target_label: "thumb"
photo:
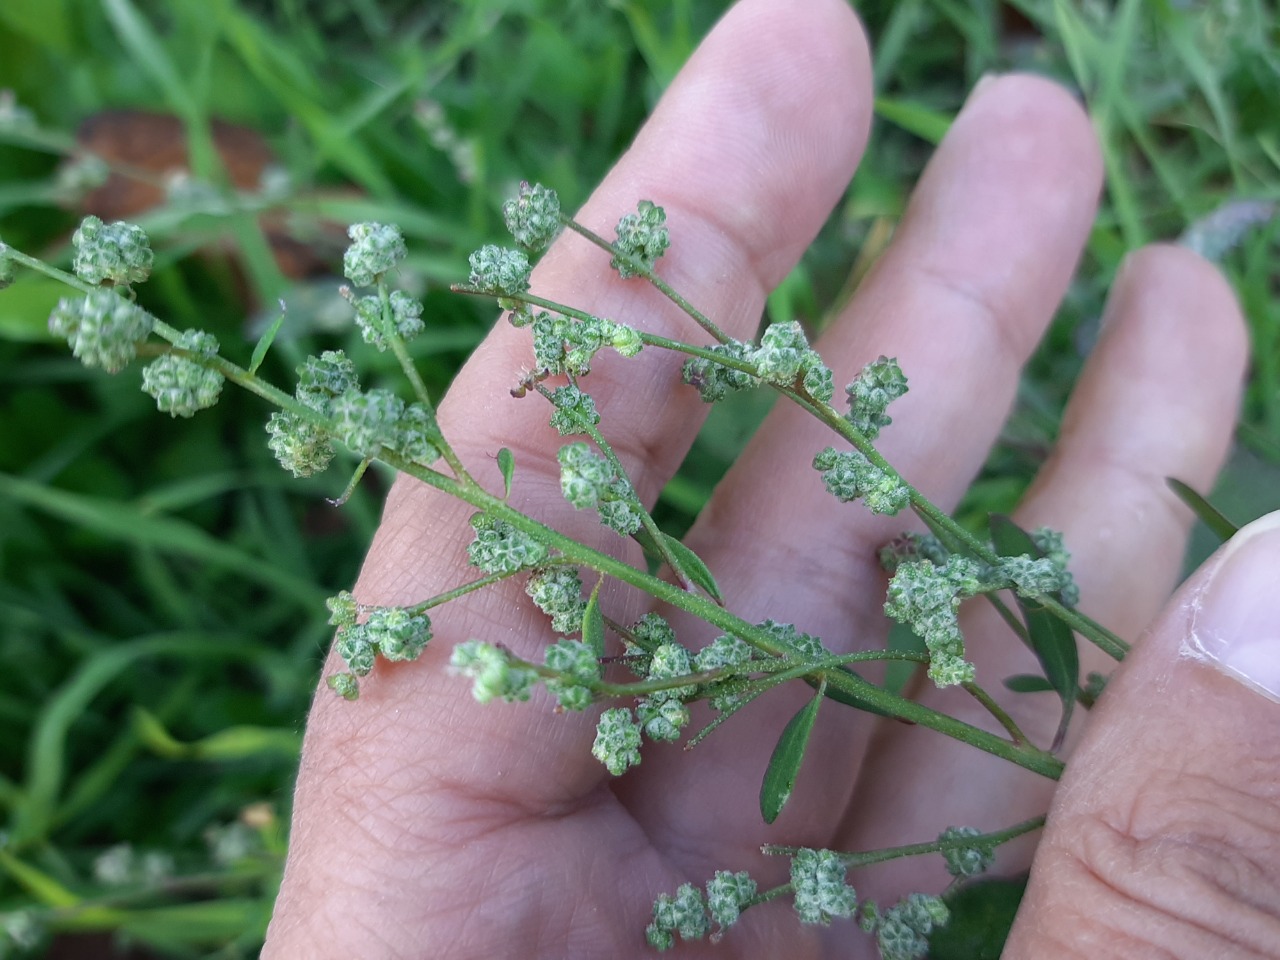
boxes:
[1005,511,1280,959]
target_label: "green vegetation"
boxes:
[0,1,1276,955]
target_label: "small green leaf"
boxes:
[989,515,1079,750]
[631,527,724,602]
[583,577,605,660]
[248,300,286,374]
[927,874,1028,960]
[497,447,515,499]
[1167,477,1239,543]
[659,532,722,602]
[874,96,952,145]
[760,682,824,824]
[1003,674,1055,694]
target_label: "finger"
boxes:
[1006,513,1280,959]
[842,246,1249,903]
[268,0,872,949]
[623,75,1103,866]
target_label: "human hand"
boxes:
[262,0,1261,956]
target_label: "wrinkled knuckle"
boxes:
[1053,770,1280,958]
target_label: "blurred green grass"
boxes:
[0,0,1276,956]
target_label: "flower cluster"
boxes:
[884,556,984,687]
[1030,526,1080,606]
[71,215,153,285]
[468,244,531,301]
[142,329,224,417]
[48,288,154,373]
[591,706,643,776]
[645,871,758,950]
[343,222,406,287]
[878,533,950,573]
[812,447,910,515]
[467,513,549,575]
[873,894,949,960]
[635,641,697,742]
[790,848,858,925]
[680,323,832,402]
[326,598,433,699]
[557,441,642,535]
[525,564,587,633]
[529,312,643,377]
[266,351,357,478]
[611,199,669,278]
[846,356,908,440]
[939,825,994,878]
[543,638,599,711]
[351,289,425,350]
[547,384,600,436]
[503,181,561,251]
[449,640,539,703]
[694,633,755,711]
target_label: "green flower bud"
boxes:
[846,355,908,440]
[327,672,361,700]
[705,870,757,929]
[812,446,909,515]
[71,215,153,285]
[547,384,600,436]
[525,564,587,633]
[141,329,223,417]
[336,625,377,676]
[296,350,360,414]
[467,244,531,298]
[266,411,335,478]
[48,289,153,373]
[326,591,359,628]
[343,222,406,287]
[754,321,809,386]
[681,339,758,403]
[592,707,643,776]
[502,181,561,251]
[365,606,432,662]
[790,848,857,925]
[353,290,425,350]
[611,200,669,278]
[330,387,405,459]
[939,826,993,878]
[467,513,549,575]
[449,640,537,703]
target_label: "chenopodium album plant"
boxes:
[0,180,1132,958]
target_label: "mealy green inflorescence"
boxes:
[557,441,642,535]
[884,556,984,687]
[681,339,758,402]
[543,638,600,711]
[547,384,601,436]
[326,599,433,699]
[468,244,531,301]
[1030,527,1080,607]
[352,289,425,350]
[790,848,859,925]
[939,825,994,878]
[846,356,908,441]
[467,514,549,575]
[503,181,562,251]
[142,329,224,417]
[612,199,669,278]
[812,447,910,515]
[48,289,154,373]
[873,894,950,960]
[343,222,407,287]
[71,215,154,286]
[529,313,644,377]
[525,565,587,633]
[680,324,833,404]
[449,641,539,704]
[645,871,758,950]
[592,706,643,776]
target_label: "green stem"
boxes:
[962,681,1030,746]
[761,814,1046,866]
[378,446,1064,780]
[407,570,524,615]
[557,215,730,343]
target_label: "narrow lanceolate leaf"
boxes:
[631,527,724,603]
[1003,674,1056,694]
[989,515,1079,751]
[658,532,722,603]
[1167,477,1239,543]
[497,447,516,499]
[583,577,605,660]
[760,681,825,825]
[248,300,287,374]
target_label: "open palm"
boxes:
[262,1,1250,956]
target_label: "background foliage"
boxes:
[0,0,1276,955]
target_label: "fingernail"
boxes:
[1185,512,1280,700]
